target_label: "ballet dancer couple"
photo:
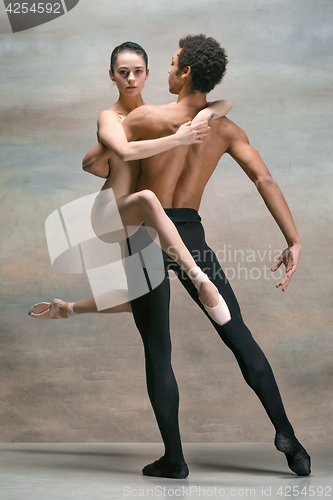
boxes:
[30,35,311,478]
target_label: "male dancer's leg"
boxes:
[169,214,295,436]
[130,209,310,476]
[130,266,187,470]
[166,209,310,476]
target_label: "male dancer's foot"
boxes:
[142,456,189,479]
[275,432,311,476]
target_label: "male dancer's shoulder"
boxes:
[216,117,250,152]
[123,104,174,141]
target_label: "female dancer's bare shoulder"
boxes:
[97,106,127,131]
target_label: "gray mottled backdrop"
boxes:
[0,0,332,443]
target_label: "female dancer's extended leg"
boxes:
[30,189,230,325]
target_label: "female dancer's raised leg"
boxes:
[29,298,131,319]
[72,298,132,314]
[30,189,231,325]
[116,189,230,323]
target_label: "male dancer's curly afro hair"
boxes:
[178,35,227,94]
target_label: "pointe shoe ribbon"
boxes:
[29,299,76,320]
[188,266,231,326]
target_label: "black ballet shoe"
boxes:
[275,432,311,476]
[142,457,189,479]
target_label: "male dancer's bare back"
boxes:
[125,102,230,210]
[118,45,310,480]
[123,99,299,281]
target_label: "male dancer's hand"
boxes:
[271,243,302,292]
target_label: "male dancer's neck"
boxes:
[177,85,208,112]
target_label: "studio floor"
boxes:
[0,443,332,500]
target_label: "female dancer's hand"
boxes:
[191,108,216,125]
[191,99,233,126]
[175,120,210,145]
[271,242,302,292]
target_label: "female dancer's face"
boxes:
[110,51,149,96]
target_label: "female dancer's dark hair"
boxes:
[110,41,149,73]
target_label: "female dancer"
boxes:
[29,42,233,324]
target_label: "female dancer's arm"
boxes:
[191,99,233,125]
[96,110,210,162]
[82,111,208,177]
[83,101,233,177]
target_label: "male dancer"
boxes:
[94,35,310,478]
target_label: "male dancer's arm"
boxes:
[122,108,301,294]
[227,126,302,292]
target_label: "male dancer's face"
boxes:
[168,48,185,95]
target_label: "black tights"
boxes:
[129,208,294,466]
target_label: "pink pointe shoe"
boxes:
[29,298,76,320]
[188,266,231,326]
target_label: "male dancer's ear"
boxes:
[181,65,191,79]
